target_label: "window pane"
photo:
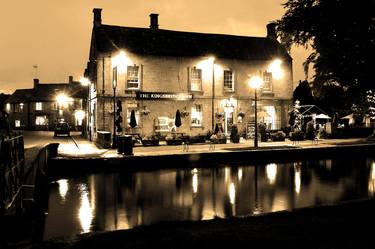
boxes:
[15,120,20,127]
[191,104,202,126]
[36,115,48,126]
[127,65,140,89]
[191,68,202,91]
[36,102,42,111]
[263,72,272,91]
[224,70,234,91]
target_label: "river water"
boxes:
[42,157,375,239]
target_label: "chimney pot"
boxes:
[93,8,102,27]
[33,78,39,88]
[149,13,159,30]
[266,22,277,40]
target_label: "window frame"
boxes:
[190,67,202,92]
[191,104,203,127]
[126,65,141,90]
[223,69,235,92]
[35,102,43,111]
[262,71,273,92]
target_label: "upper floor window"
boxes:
[6,103,10,112]
[15,103,24,113]
[190,67,202,91]
[191,104,203,127]
[262,71,273,92]
[223,70,234,92]
[15,120,21,127]
[127,65,140,89]
[35,102,42,111]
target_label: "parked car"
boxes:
[54,121,70,137]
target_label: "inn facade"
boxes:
[85,9,293,141]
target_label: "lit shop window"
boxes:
[191,104,203,127]
[35,115,48,126]
[190,67,202,91]
[127,65,140,89]
[35,102,43,111]
[223,70,234,92]
[15,120,21,127]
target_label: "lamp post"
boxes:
[80,77,91,141]
[209,56,215,131]
[112,66,118,148]
[249,76,263,148]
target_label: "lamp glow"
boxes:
[111,50,130,72]
[249,76,263,89]
[80,77,90,86]
[268,59,283,80]
[56,94,72,107]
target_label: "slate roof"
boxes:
[6,83,86,103]
[91,25,292,61]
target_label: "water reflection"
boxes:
[44,157,375,239]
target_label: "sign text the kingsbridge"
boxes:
[136,92,193,101]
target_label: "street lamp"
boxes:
[249,76,263,148]
[112,66,118,148]
[80,77,91,141]
[209,56,215,131]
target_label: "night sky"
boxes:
[0,0,308,93]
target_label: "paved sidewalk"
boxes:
[57,136,367,158]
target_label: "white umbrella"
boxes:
[315,113,331,119]
[340,114,353,119]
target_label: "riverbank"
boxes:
[31,198,374,249]
[49,139,375,177]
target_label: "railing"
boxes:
[0,132,25,215]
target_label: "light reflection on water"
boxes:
[43,157,375,240]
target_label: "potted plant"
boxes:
[141,134,160,146]
[290,130,305,141]
[270,131,286,141]
[166,133,183,145]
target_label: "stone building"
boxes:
[85,9,293,141]
[5,77,86,131]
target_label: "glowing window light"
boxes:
[192,173,198,194]
[75,110,85,125]
[229,182,236,205]
[78,185,94,233]
[295,167,301,195]
[266,163,277,184]
[238,168,243,181]
[369,161,375,194]
[268,59,283,80]
[6,103,10,112]
[57,179,68,202]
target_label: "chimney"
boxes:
[149,13,159,30]
[33,78,39,88]
[93,8,102,27]
[68,76,73,83]
[266,22,277,40]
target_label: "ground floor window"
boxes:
[155,117,170,132]
[15,120,20,127]
[262,106,280,130]
[191,104,203,127]
[126,109,140,127]
[36,115,48,126]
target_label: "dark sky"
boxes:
[0,0,308,93]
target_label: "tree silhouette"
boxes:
[277,0,375,110]
[293,80,314,104]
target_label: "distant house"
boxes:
[84,9,293,141]
[5,77,86,131]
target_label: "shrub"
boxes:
[230,124,240,143]
[271,131,286,141]
[290,130,305,141]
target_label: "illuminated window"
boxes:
[35,115,48,126]
[15,103,24,113]
[35,102,42,111]
[223,70,234,92]
[263,106,280,130]
[262,71,272,92]
[190,67,202,91]
[127,65,140,89]
[6,103,10,112]
[15,120,20,127]
[191,104,203,126]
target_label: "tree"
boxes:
[293,80,314,104]
[277,0,375,110]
